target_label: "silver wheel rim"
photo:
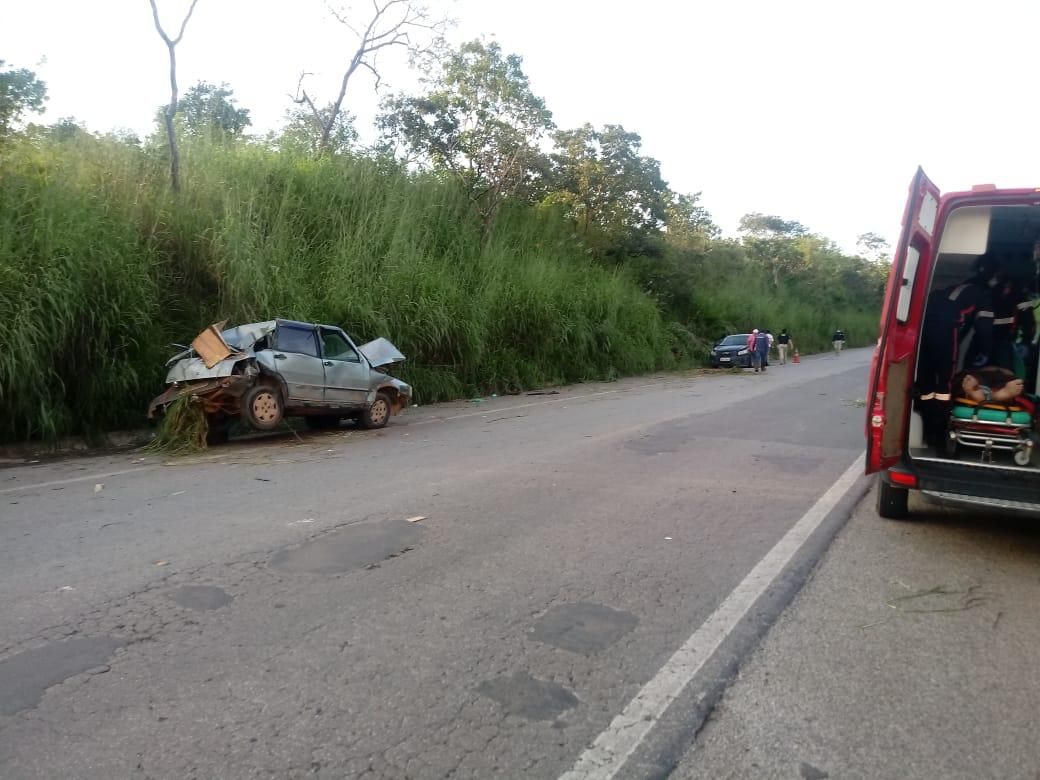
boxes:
[370,399,389,426]
[252,391,279,424]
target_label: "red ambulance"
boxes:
[867,169,1040,518]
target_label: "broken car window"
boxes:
[276,326,319,356]
[322,330,361,362]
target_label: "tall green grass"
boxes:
[0,134,882,442]
[0,135,681,441]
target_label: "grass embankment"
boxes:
[0,136,679,442]
[0,135,882,443]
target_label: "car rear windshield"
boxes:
[720,335,748,346]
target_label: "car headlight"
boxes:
[738,349,748,355]
[710,349,717,355]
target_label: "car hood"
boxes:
[359,338,406,370]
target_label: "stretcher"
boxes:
[946,397,1038,466]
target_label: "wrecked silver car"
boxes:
[148,319,412,436]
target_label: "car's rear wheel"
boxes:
[243,384,284,431]
[876,478,910,520]
[360,392,392,429]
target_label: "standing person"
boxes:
[755,329,771,372]
[915,255,997,448]
[977,268,1034,372]
[777,328,792,365]
[765,330,775,355]
[832,328,846,356]
[748,329,762,372]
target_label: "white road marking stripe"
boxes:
[559,452,867,780]
[0,466,155,496]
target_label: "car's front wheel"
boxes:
[360,391,393,429]
[243,384,285,431]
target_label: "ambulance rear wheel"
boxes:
[876,478,909,520]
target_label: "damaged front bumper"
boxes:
[147,375,254,419]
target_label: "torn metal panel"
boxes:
[166,355,248,383]
[359,338,406,370]
[221,320,277,350]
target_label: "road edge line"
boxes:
[559,452,868,780]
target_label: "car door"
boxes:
[866,167,940,473]
[272,323,325,403]
[319,328,369,407]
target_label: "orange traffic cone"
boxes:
[793,350,800,364]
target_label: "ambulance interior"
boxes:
[908,204,1040,468]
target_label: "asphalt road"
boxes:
[0,351,871,779]
[675,485,1040,780]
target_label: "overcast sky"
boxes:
[5,0,1040,253]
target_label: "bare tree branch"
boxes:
[148,0,200,192]
[308,0,449,155]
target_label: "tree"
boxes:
[544,123,669,255]
[738,212,808,238]
[380,39,555,232]
[856,231,890,262]
[175,81,251,140]
[738,212,810,287]
[0,61,47,137]
[272,104,357,156]
[45,116,86,142]
[294,0,448,155]
[148,0,201,192]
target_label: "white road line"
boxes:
[0,466,155,496]
[559,452,867,780]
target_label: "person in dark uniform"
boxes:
[915,255,998,448]
[980,270,1036,372]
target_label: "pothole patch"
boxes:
[270,519,424,574]
[477,671,578,721]
[0,637,125,716]
[530,602,638,655]
[168,584,233,611]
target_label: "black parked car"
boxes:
[710,334,753,368]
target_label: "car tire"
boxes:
[304,415,341,431]
[242,384,285,431]
[360,391,393,429]
[876,478,910,520]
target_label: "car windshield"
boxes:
[720,335,748,346]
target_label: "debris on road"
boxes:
[93,483,104,494]
[405,516,426,524]
[154,560,170,567]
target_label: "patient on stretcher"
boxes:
[954,367,1034,414]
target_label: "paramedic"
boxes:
[777,329,792,365]
[915,256,997,446]
[971,270,1033,372]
